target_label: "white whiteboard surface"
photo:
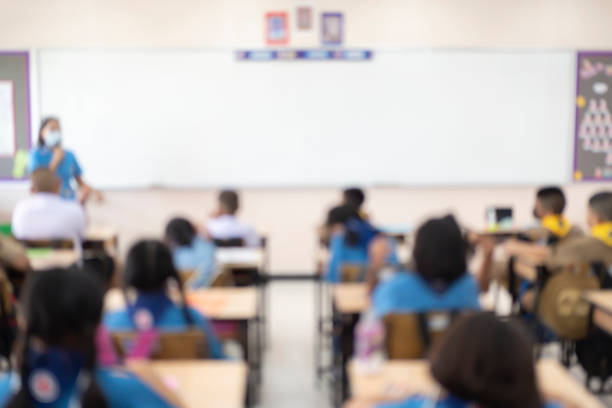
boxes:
[38,49,575,188]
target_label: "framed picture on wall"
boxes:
[296,7,313,31]
[321,12,343,45]
[266,12,289,45]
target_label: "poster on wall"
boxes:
[0,81,16,157]
[266,12,289,45]
[321,12,343,46]
[296,7,313,31]
[574,52,612,181]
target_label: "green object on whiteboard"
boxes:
[12,149,28,179]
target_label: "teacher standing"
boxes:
[28,117,101,203]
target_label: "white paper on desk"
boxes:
[0,81,16,156]
[215,248,262,265]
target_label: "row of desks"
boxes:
[347,358,604,408]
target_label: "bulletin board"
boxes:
[0,52,31,180]
[574,51,612,181]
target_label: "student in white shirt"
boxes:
[206,190,260,247]
[12,168,87,240]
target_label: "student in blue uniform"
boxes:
[165,217,216,289]
[376,313,562,408]
[372,215,480,317]
[326,205,398,283]
[0,268,174,408]
[27,117,100,202]
[103,240,223,359]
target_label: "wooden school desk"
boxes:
[26,248,79,270]
[143,360,248,408]
[85,224,119,253]
[215,248,265,270]
[583,290,612,335]
[347,359,604,408]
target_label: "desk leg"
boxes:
[245,314,262,407]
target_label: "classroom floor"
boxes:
[259,281,329,408]
[259,281,612,408]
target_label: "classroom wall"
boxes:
[2,185,612,273]
[1,0,612,49]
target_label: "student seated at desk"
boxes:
[320,187,368,246]
[165,217,216,289]
[526,186,582,243]
[206,190,259,247]
[377,313,561,408]
[326,206,397,283]
[103,240,224,359]
[0,268,174,408]
[484,187,583,302]
[505,191,612,276]
[372,215,480,316]
[11,168,86,241]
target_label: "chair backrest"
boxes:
[111,329,209,360]
[213,238,245,248]
[210,269,236,287]
[340,263,366,283]
[383,311,462,359]
[20,239,74,249]
[178,269,196,286]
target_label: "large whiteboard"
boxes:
[38,49,575,188]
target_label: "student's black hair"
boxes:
[431,313,542,408]
[412,215,467,293]
[7,268,107,408]
[37,117,60,148]
[536,186,566,215]
[219,190,239,214]
[165,217,196,247]
[589,191,612,222]
[343,187,365,211]
[325,205,365,246]
[326,204,360,227]
[78,253,116,291]
[123,240,193,325]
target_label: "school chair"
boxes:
[213,235,268,354]
[111,329,210,360]
[213,238,245,248]
[340,263,367,283]
[19,238,74,249]
[384,310,467,359]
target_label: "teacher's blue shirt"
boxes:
[372,271,480,317]
[28,147,82,199]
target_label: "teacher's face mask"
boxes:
[44,130,62,147]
